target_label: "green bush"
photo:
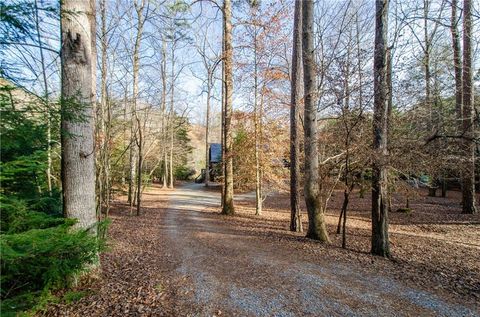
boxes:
[0,83,106,315]
[0,195,64,234]
[0,220,104,314]
[175,165,196,180]
[1,222,98,295]
[0,196,105,315]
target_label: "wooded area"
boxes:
[0,0,478,315]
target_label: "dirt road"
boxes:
[160,183,478,316]
[48,183,478,316]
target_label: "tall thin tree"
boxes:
[130,0,146,215]
[302,0,329,242]
[222,0,235,215]
[461,0,477,214]
[250,3,262,216]
[450,0,462,128]
[371,0,390,257]
[97,0,112,217]
[34,0,53,195]
[290,0,303,232]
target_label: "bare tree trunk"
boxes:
[130,0,145,213]
[423,0,438,197]
[121,85,128,187]
[290,0,303,232]
[450,0,463,128]
[253,18,262,216]
[222,0,235,215]
[168,38,175,189]
[169,123,174,188]
[205,73,211,187]
[339,184,354,248]
[371,0,390,257]
[34,0,53,195]
[337,61,352,245]
[61,0,97,233]
[221,25,225,208]
[461,0,478,214]
[386,48,394,211]
[163,149,168,187]
[423,0,433,130]
[302,0,329,242]
[128,141,137,206]
[136,116,143,216]
[161,38,168,189]
[99,0,111,217]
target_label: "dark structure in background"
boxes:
[196,143,222,183]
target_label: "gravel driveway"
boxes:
[162,183,479,317]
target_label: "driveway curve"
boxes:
[161,183,478,317]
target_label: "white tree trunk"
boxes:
[60,0,97,232]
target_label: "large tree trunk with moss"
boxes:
[301,0,329,242]
[222,0,235,215]
[461,0,478,214]
[371,0,390,257]
[290,0,303,233]
[60,0,97,232]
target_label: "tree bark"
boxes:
[290,0,303,232]
[169,121,174,188]
[423,0,433,131]
[450,0,463,129]
[34,0,53,195]
[221,25,225,208]
[302,0,329,242]
[132,0,146,214]
[253,11,262,216]
[222,0,235,215]
[136,116,143,216]
[161,38,168,189]
[128,140,137,206]
[168,36,175,189]
[205,72,211,187]
[371,0,390,257]
[461,0,478,214]
[423,0,438,198]
[99,0,111,217]
[61,0,97,232]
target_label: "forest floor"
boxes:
[44,182,480,316]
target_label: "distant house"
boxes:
[209,143,222,164]
[195,143,222,183]
[208,143,222,181]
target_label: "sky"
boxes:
[1,0,479,125]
